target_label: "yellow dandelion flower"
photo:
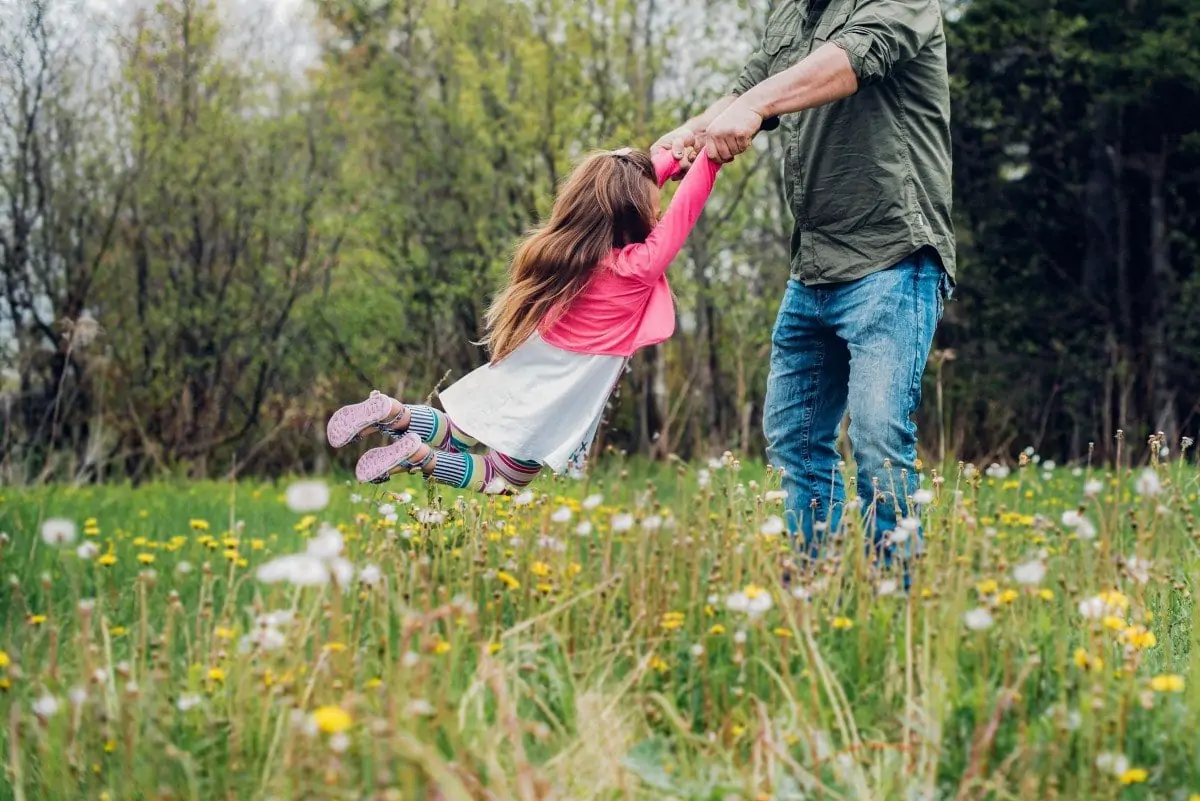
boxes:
[1098,590,1129,609]
[998,589,1019,605]
[1073,648,1103,672]
[365,677,382,689]
[138,510,149,518]
[28,615,46,625]
[222,538,239,548]
[709,624,726,635]
[1122,626,1157,650]
[976,579,999,595]
[0,678,10,690]
[104,740,117,753]
[487,643,502,655]
[1102,615,1125,631]
[132,537,147,547]
[110,626,127,636]
[84,517,98,527]
[223,549,239,561]
[496,571,520,590]
[567,563,582,576]
[84,524,101,537]
[190,520,210,531]
[536,582,553,593]
[215,627,234,640]
[251,539,265,550]
[832,617,854,630]
[1118,768,1148,785]
[137,553,155,565]
[236,558,248,568]
[208,667,226,683]
[433,641,452,656]
[1150,674,1185,693]
[0,651,9,669]
[773,627,794,638]
[323,642,347,653]
[312,705,353,734]
[660,612,686,631]
[649,656,669,673]
[98,554,117,566]
[743,584,766,599]
[1038,589,1055,601]
[530,561,551,578]
[731,724,746,737]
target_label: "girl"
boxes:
[326,144,723,493]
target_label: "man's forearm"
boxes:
[683,95,738,136]
[737,43,859,120]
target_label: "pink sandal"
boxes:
[355,433,435,484]
[326,391,405,449]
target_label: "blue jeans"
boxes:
[763,248,949,561]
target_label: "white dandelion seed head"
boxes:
[349,493,363,504]
[483,478,508,495]
[256,555,330,587]
[697,469,711,489]
[415,509,447,525]
[285,480,330,513]
[377,503,396,517]
[641,515,663,531]
[1095,752,1129,777]
[76,541,100,560]
[1124,556,1150,585]
[176,561,193,575]
[962,464,979,479]
[401,651,420,668]
[764,489,788,502]
[912,489,934,505]
[359,564,382,587]
[1083,479,1103,497]
[611,513,634,533]
[512,490,535,507]
[68,687,87,707]
[1135,468,1162,497]
[759,516,786,536]
[1012,559,1047,586]
[177,694,202,712]
[963,608,994,631]
[574,521,593,537]
[733,629,747,644]
[550,506,572,524]
[691,643,705,657]
[41,518,77,547]
[1043,460,1056,471]
[985,463,1010,480]
[32,694,60,719]
[406,698,435,717]
[329,732,351,753]
[877,579,899,597]
[306,527,344,561]
[582,494,603,510]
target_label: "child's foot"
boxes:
[355,433,434,484]
[326,391,405,448]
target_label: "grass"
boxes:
[1,449,1199,800]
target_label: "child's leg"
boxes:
[396,405,478,453]
[355,435,541,492]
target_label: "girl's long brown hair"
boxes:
[483,149,658,362]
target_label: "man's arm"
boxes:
[651,96,737,170]
[705,0,942,162]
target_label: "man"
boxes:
[654,0,954,558]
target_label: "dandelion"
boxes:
[1150,674,1185,693]
[359,564,382,587]
[726,585,773,619]
[177,694,202,712]
[41,518,77,546]
[406,698,436,716]
[28,615,46,625]
[256,555,330,587]
[963,608,994,631]
[912,488,934,505]
[176,561,193,575]
[285,480,331,513]
[1121,625,1157,650]
[189,519,210,531]
[759,515,785,536]
[512,490,535,506]
[32,694,60,719]
[0,651,9,669]
[1073,648,1103,672]
[550,506,572,523]
[68,687,87,707]
[660,612,685,631]
[1124,555,1151,585]
[208,667,226,683]
[697,469,711,489]
[831,617,854,630]
[1012,559,1046,586]
[764,489,788,502]
[1095,752,1129,776]
[312,705,352,734]
[136,553,155,565]
[76,541,100,560]
[642,515,663,531]
[976,579,999,595]
[433,641,452,656]
[1083,478,1103,497]
[575,521,593,536]
[877,578,898,597]
[496,571,520,590]
[306,527,344,560]
[1118,768,1148,785]
[1135,468,1161,497]
[415,509,447,525]
[611,513,634,533]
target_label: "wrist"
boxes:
[735,90,770,123]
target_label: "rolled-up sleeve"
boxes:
[830,0,940,86]
[732,43,771,96]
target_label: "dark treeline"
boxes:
[1,0,1197,482]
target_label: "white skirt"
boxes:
[438,333,625,474]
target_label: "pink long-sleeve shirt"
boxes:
[539,150,722,357]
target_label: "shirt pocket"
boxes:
[763,31,797,74]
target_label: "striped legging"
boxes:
[401,405,542,493]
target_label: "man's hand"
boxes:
[704,100,764,163]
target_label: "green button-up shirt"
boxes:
[734,0,955,284]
